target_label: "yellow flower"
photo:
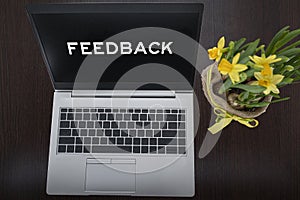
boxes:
[249,54,281,70]
[252,68,284,95]
[218,53,248,84]
[208,36,225,62]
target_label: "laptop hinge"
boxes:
[70,90,176,98]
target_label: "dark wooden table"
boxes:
[1,0,299,199]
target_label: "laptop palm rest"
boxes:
[85,158,136,193]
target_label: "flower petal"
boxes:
[233,64,248,72]
[218,36,225,49]
[263,87,271,95]
[254,72,264,81]
[272,74,284,85]
[229,72,240,84]
[269,84,280,94]
[232,53,240,64]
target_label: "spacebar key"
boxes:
[92,146,131,153]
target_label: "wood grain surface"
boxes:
[0,0,299,199]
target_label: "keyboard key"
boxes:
[113,130,120,136]
[179,122,185,129]
[67,145,74,153]
[125,138,132,145]
[109,138,116,144]
[178,115,185,121]
[150,146,157,153]
[113,109,119,113]
[58,145,66,152]
[84,137,91,144]
[71,121,77,128]
[80,129,87,136]
[72,129,79,136]
[117,138,124,145]
[132,114,139,120]
[152,122,159,129]
[92,146,131,153]
[162,130,177,137]
[121,130,128,137]
[105,129,112,136]
[129,130,136,137]
[59,129,71,136]
[120,122,126,128]
[178,130,186,137]
[146,130,153,137]
[136,122,143,127]
[105,109,111,112]
[99,114,106,120]
[179,147,186,154]
[156,114,163,121]
[166,146,177,154]
[158,138,171,145]
[75,108,82,112]
[133,138,140,145]
[83,113,90,120]
[133,146,140,153]
[95,121,102,128]
[76,137,83,144]
[75,113,82,120]
[98,108,104,112]
[90,108,97,112]
[142,138,148,145]
[148,114,155,121]
[103,122,110,128]
[96,129,104,136]
[178,139,185,145]
[60,121,69,128]
[158,146,165,154]
[91,113,98,120]
[92,137,99,144]
[108,114,114,120]
[83,109,89,112]
[111,122,118,129]
[59,137,74,144]
[142,146,148,153]
[154,130,161,137]
[60,113,66,120]
[168,122,178,129]
[88,129,95,136]
[171,109,178,113]
[140,114,147,120]
[137,130,144,137]
[166,114,177,121]
[84,146,90,153]
[67,113,74,120]
[124,114,131,120]
[142,109,148,113]
[150,138,157,145]
[61,108,67,112]
[134,109,141,113]
[75,145,82,153]
[79,121,86,128]
[116,114,123,120]
[100,137,107,144]
[87,121,94,128]
[128,122,134,128]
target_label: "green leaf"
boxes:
[245,68,256,77]
[269,93,280,98]
[277,78,294,87]
[244,101,270,108]
[272,28,300,54]
[218,78,232,94]
[238,91,249,102]
[272,56,290,66]
[278,40,300,54]
[266,26,290,56]
[270,97,290,104]
[278,48,300,57]
[239,39,260,64]
[233,38,246,52]
[231,84,266,93]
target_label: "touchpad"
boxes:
[85,159,136,192]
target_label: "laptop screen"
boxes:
[27,3,203,90]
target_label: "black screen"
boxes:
[29,4,203,90]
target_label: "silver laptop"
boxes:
[26,2,204,197]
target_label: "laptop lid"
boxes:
[26,2,204,91]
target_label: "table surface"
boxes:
[1,0,299,199]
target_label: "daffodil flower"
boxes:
[218,53,248,84]
[252,68,284,95]
[249,54,281,70]
[208,36,225,62]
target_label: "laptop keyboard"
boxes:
[57,108,186,155]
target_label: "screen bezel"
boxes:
[26,2,204,90]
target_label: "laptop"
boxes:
[26,2,204,197]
